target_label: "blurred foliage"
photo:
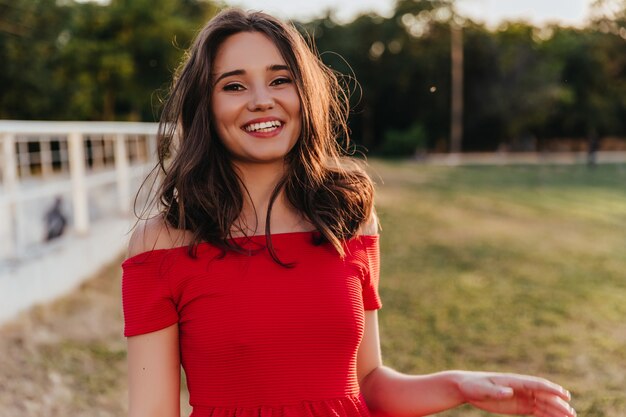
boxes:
[0,0,218,121]
[380,122,427,157]
[0,0,625,151]
[305,0,626,151]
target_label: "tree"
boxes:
[0,0,218,121]
[0,0,71,119]
[57,0,219,121]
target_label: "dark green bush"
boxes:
[379,123,428,157]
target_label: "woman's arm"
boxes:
[127,324,181,417]
[125,217,185,417]
[357,310,575,417]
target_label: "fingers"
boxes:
[459,372,576,417]
[532,392,577,417]
[490,373,572,402]
[479,373,576,416]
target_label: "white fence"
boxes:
[0,120,158,261]
[0,120,159,324]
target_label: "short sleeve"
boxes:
[359,235,382,310]
[121,251,179,337]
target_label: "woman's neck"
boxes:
[234,161,285,208]
[231,160,308,236]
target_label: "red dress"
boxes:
[122,231,382,417]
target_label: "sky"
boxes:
[228,0,598,27]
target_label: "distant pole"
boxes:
[40,139,53,179]
[450,22,464,153]
[68,131,89,235]
[2,133,19,258]
[147,134,158,162]
[115,134,130,214]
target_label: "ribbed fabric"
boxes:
[122,231,381,417]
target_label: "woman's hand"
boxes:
[456,372,576,417]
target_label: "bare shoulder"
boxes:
[357,209,380,237]
[127,215,193,258]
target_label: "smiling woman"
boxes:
[122,8,576,417]
[150,8,366,254]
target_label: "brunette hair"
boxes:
[145,8,374,262]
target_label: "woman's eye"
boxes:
[223,83,244,91]
[271,77,292,86]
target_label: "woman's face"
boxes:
[211,31,302,167]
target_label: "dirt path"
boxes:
[0,258,128,416]
[0,257,194,417]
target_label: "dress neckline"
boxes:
[123,230,378,264]
[226,229,318,240]
[123,230,318,264]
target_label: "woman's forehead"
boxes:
[213,32,287,73]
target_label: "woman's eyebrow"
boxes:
[268,64,290,72]
[214,69,244,84]
[213,64,291,84]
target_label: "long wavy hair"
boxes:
[145,8,374,263]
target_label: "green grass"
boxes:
[369,161,626,417]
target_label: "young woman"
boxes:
[122,8,576,417]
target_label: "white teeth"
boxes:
[244,120,282,132]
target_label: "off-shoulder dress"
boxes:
[122,231,382,417]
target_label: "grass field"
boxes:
[0,161,624,416]
[369,161,626,417]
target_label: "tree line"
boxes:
[1,0,625,153]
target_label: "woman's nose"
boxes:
[248,86,275,111]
